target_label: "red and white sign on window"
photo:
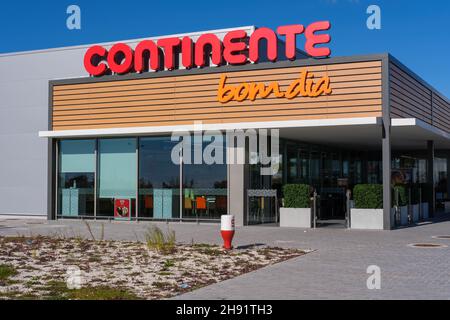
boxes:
[114,198,131,220]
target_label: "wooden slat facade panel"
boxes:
[51,61,383,131]
[389,61,432,125]
[390,61,450,132]
[53,87,382,107]
[53,79,383,102]
[432,94,450,132]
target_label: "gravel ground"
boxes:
[0,235,306,300]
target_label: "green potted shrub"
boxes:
[280,184,312,228]
[351,184,384,230]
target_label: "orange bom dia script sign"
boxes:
[217,69,332,103]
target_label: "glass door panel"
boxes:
[183,135,227,220]
[247,196,277,225]
[98,138,137,218]
[58,139,95,217]
[138,137,180,219]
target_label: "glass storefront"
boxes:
[56,135,227,220]
[56,135,449,223]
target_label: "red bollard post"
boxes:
[221,215,235,250]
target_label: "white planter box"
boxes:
[412,204,420,222]
[421,203,429,219]
[400,206,409,225]
[351,208,384,230]
[280,208,312,228]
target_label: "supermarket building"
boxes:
[1,25,450,230]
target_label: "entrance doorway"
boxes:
[316,151,347,226]
[244,138,383,226]
[247,161,279,225]
[247,189,278,225]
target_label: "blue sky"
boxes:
[0,0,449,96]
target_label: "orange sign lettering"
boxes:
[218,69,332,103]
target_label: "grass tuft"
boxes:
[144,225,176,254]
[42,281,139,300]
[0,264,18,285]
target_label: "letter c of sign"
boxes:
[84,45,108,76]
[107,43,134,74]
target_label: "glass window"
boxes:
[368,160,382,184]
[183,135,227,220]
[343,160,349,178]
[310,150,321,188]
[435,157,447,204]
[138,137,180,219]
[271,153,283,194]
[98,138,137,218]
[299,150,310,183]
[58,140,95,217]
[286,145,298,182]
[417,159,427,183]
[353,160,363,184]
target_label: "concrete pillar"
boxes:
[446,152,450,201]
[427,140,435,217]
[227,140,247,226]
[381,56,392,230]
[382,121,392,230]
[47,138,56,220]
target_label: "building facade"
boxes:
[2,26,450,229]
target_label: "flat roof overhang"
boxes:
[39,117,450,150]
[38,117,381,140]
[280,118,450,150]
[391,118,450,150]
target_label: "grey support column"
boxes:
[47,138,56,220]
[446,151,450,203]
[427,140,435,217]
[382,122,392,230]
[227,136,247,226]
[47,83,55,220]
[382,55,392,230]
